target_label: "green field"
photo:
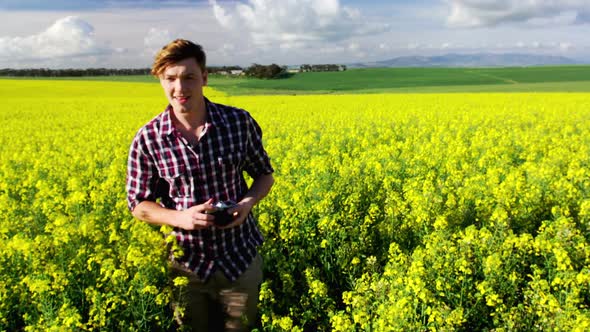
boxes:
[4,65,590,95]
[213,66,590,95]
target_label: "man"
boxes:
[126,39,274,331]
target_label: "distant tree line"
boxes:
[243,63,287,79]
[0,68,151,77]
[0,66,248,77]
[0,63,347,78]
[299,64,346,72]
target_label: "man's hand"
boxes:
[217,200,255,229]
[175,198,216,230]
[215,173,274,229]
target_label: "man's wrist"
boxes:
[239,197,257,209]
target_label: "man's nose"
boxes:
[174,78,187,90]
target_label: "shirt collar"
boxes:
[205,97,229,128]
[160,106,175,137]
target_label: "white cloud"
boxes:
[0,16,111,62]
[447,0,590,27]
[143,27,172,55]
[348,42,360,51]
[208,0,389,49]
[560,42,573,51]
[211,1,233,28]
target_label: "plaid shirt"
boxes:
[126,98,273,282]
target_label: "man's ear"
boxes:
[202,70,208,86]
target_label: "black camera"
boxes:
[209,201,237,226]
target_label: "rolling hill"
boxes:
[350,53,584,68]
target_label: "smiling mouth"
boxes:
[175,96,190,104]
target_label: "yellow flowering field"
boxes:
[1,79,589,331]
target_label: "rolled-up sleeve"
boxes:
[244,115,274,179]
[126,130,157,212]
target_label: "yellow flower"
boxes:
[173,276,189,287]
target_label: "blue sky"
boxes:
[0,0,588,68]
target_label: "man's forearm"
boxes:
[132,199,215,230]
[131,201,181,227]
[240,173,275,208]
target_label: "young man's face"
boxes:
[159,57,208,114]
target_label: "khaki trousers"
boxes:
[171,254,263,332]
